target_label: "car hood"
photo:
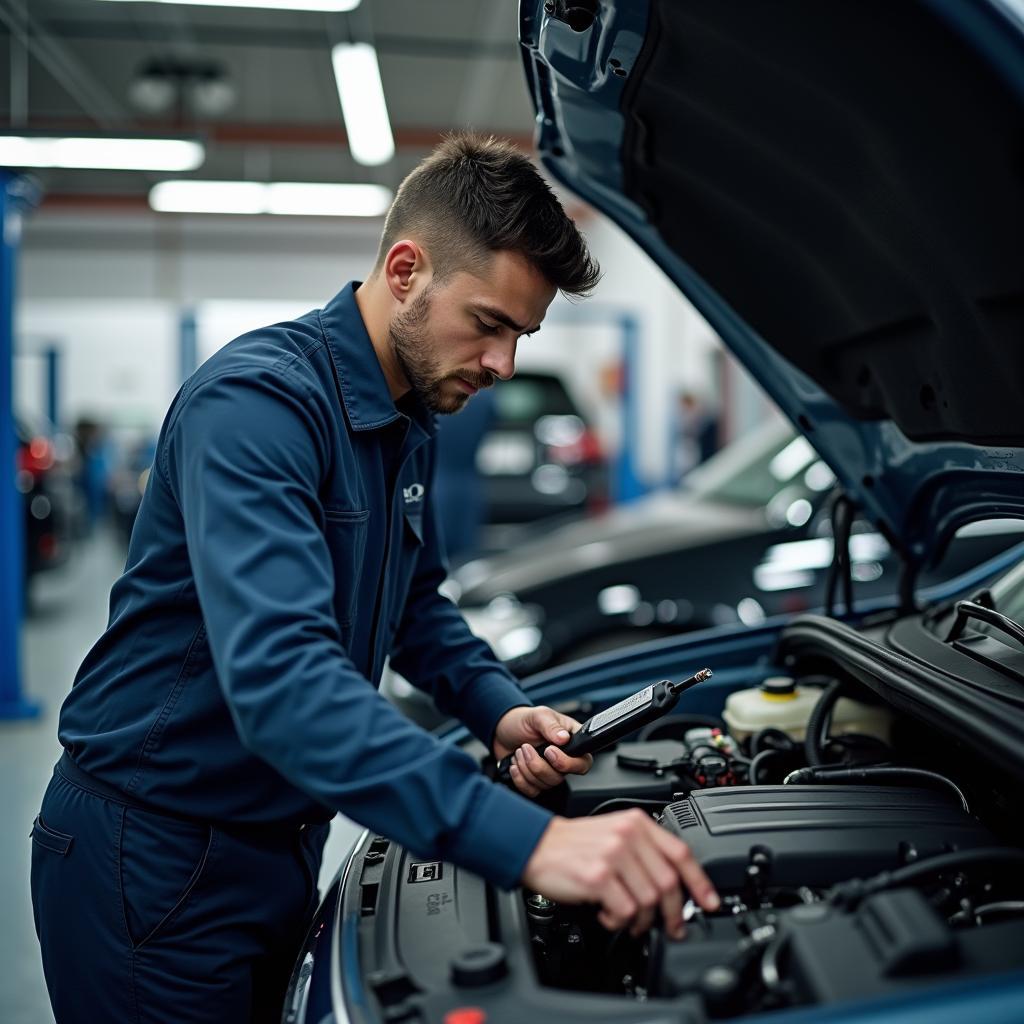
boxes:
[455,492,766,600]
[519,0,1024,576]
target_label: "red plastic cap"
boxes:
[444,1009,487,1024]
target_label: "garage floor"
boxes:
[1,532,362,1024]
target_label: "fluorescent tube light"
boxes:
[331,43,395,166]
[265,182,392,216]
[150,181,267,215]
[150,180,393,216]
[0,136,205,172]
[95,0,360,11]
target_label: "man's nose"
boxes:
[480,335,517,381]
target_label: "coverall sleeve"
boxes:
[161,364,550,889]
[389,461,534,749]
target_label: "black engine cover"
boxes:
[661,786,994,889]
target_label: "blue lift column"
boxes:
[0,172,41,720]
[614,312,645,503]
[544,305,648,505]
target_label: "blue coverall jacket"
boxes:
[58,282,551,889]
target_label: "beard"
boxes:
[389,289,494,414]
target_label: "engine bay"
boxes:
[342,631,1024,1024]
[501,669,1024,1015]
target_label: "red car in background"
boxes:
[15,415,77,594]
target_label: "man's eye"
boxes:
[476,318,500,334]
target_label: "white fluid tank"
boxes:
[723,676,892,744]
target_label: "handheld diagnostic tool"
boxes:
[496,668,712,785]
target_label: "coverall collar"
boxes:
[318,281,437,437]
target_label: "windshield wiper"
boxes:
[946,598,1024,648]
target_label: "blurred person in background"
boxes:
[673,389,719,482]
[72,416,113,533]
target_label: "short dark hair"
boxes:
[374,132,601,297]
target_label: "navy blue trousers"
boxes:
[31,762,328,1024]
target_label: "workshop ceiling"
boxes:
[0,0,535,209]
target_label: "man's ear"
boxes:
[383,240,430,301]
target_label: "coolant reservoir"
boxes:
[723,677,892,743]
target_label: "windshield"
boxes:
[493,374,577,425]
[684,420,835,508]
[984,549,1024,627]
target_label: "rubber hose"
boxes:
[750,727,795,757]
[787,765,968,812]
[749,748,786,785]
[804,679,845,767]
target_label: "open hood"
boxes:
[520,0,1024,580]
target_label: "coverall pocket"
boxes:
[31,815,74,856]
[324,509,369,629]
[118,807,213,949]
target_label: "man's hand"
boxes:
[522,811,720,938]
[493,705,593,797]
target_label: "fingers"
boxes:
[508,759,540,798]
[632,831,686,939]
[605,812,716,936]
[541,745,593,777]
[620,848,659,936]
[513,744,563,792]
[534,707,591,777]
[610,818,675,937]
[535,708,573,747]
[531,706,587,746]
[520,812,718,940]
[595,876,636,932]
[651,824,720,913]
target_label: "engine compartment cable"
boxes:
[829,847,1024,907]
[782,765,969,813]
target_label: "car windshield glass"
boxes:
[979,552,1024,633]
[684,421,833,507]
[494,375,576,424]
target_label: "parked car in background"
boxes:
[383,420,1024,724]
[291,2,1024,1022]
[15,414,77,590]
[476,368,607,533]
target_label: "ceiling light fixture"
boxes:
[95,0,361,11]
[331,43,395,166]
[149,180,393,217]
[0,135,205,172]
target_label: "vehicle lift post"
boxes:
[0,171,41,720]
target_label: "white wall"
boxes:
[19,212,380,305]
[14,210,380,433]
[12,205,760,491]
[17,302,178,432]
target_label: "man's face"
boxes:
[389,249,557,414]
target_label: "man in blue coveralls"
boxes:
[30,134,719,1023]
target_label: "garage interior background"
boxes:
[1,2,777,1021]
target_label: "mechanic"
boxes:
[30,133,719,1024]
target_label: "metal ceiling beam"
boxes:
[456,3,518,129]
[22,20,518,59]
[0,0,130,129]
[14,118,533,151]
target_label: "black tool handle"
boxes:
[495,669,711,786]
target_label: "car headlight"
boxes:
[461,598,543,663]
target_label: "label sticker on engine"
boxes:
[408,861,443,884]
[590,685,654,732]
